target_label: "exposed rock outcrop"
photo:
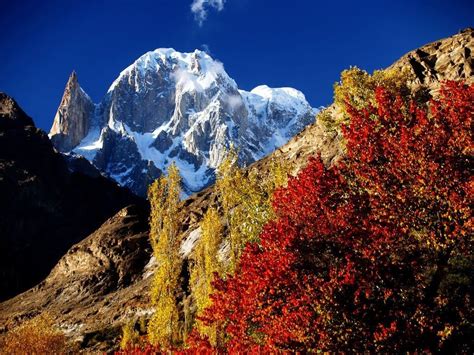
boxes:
[390,27,474,94]
[0,93,35,127]
[0,204,151,352]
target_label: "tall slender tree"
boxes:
[216,146,244,272]
[216,147,290,273]
[147,163,183,348]
[190,207,223,346]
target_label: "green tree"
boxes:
[147,163,183,348]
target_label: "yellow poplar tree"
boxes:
[235,159,290,248]
[147,163,183,348]
[216,147,244,272]
[216,147,289,272]
[120,320,140,350]
[190,207,223,345]
[319,66,413,132]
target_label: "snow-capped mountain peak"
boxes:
[49,49,318,196]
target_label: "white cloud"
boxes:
[201,43,211,54]
[191,0,226,26]
[172,68,202,92]
[227,94,243,111]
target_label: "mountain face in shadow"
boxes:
[0,93,141,301]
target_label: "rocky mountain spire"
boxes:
[49,71,95,152]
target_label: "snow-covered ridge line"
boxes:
[107,48,234,94]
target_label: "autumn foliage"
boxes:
[1,313,69,354]
[147,163,183,348]
[194,82,473,352]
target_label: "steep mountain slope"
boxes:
[0,205,152,352]
[49,49,318,196]
[0,192,212,352]
[1,29,472,351]
[0,93,141,301]
[390,27,473,91]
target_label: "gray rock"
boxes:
[151,131,173,152]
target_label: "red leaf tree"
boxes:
[194,82,473,352]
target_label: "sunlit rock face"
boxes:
[50,71,95,152]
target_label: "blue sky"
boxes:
[0,0,472,130]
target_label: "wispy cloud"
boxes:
[226,94,244,111]
[201,43,211,54]
[191,0,226,26]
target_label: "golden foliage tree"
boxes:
[147,162,183,348]
[216,147,289,272]
[216,147,244,272]
[2,313,69,354]
[319,66,413,132]
[120,319,140,350]
[190,207,223,346]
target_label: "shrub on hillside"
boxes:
[2,313,69,354]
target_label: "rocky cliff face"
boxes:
[0,204,152,352]
[0,192,214,352]
[390,28,473,93]
[0,93,140,302]
[49,72,95,152]
[262,28,474,177]
[49,49,318,196]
